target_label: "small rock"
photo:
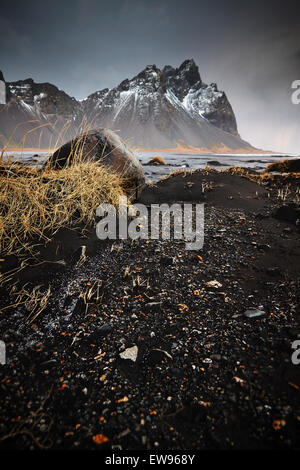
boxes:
[98,323,114,335]
[87,323,114,342]
[244,309,266,318]
[257,243,271,251]
[119,345,138,362]
[205,280,222,289]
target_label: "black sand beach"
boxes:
[0,169,300,450]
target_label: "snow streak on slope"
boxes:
[0,60,254,150]
[81,60,252,150]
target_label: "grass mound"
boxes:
[148,155,166,165]
[264,158,300,173]
[223,165,300,183]
[0,158,127,257]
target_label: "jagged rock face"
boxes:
[0,71,5,106]
[7,78,80,117]
[161,59,202,100]
[0,78,81,147]
[81,59,247,149]
[47,129,145,198]
[0,59,253,150]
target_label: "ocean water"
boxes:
[2,150,299,183]
[136,152,299,182]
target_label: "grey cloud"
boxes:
[0,0,299,153]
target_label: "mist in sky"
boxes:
[1,0,299,153]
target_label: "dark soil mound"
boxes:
[265,158,300,173]
[140,170,268,210]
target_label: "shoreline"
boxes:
[1,146,292,157]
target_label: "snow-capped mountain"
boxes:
[0,72,82,148]
[0,61,254,150]
[81,59,248,149]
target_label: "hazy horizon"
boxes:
[1,0,299,154]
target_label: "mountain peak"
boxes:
[178,58,197,71]
[160,59,201,101]
[1,60,251,150]
[0,71,5,82]
[177,59,201,85]
[80,59,242,147]
[136,64,160,81]
[145,64,159,71]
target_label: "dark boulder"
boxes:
[46,129,145,198]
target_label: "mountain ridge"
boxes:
[0,60,255,151]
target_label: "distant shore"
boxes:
[1,146,285,156]
[1,147,53,153]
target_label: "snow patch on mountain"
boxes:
[183,84,223,118]
[0,59,254,150]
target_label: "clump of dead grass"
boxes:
[0,155,127,257]
[159,168,192,181]
[264,158,300,173]
[223,165,300,184]
[147,155,166,165]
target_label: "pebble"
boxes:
[119,345,138,362]
[244,309,266,318]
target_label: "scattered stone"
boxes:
[119,345,138,362]
[257,243,271,251]
[98,323,114,336]
[205,280,222,289]
[87,323,114,343]
[203,358,212,364]
[244,309,266,318]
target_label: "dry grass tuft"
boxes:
[159,168,190,181]
[0,156,128,257]
[148,155,166,165]
[264,158,300,174]
[223,165,300,184]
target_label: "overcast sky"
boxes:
[1,0,299,153]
